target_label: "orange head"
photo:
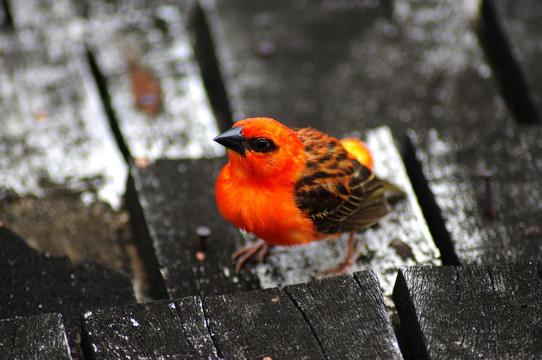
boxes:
[214,117,306,183]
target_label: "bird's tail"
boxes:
[380,178,406,196]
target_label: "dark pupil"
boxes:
[250,137,276,152]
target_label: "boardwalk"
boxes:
[1,0,541,359]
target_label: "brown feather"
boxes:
[293,127,403,234]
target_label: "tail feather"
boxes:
[380,178,406,197]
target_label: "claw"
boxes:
[232,239,271,273]
[316,232,362,277]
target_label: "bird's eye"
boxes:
[250,137,277,153]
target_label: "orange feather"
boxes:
[340,138,374,171]
[215,118,318,247]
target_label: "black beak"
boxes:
[213,126,246,155]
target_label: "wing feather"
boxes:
[293,128,404,234]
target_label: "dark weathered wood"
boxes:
[82,0,198,24]
[174,296,221,359]
[407,126,542,265]
[0,313,72,360]
[0,21,132,292]
[393,262,542,359]
[7,0,197,28]
[127,158,260,299]
[482,0,542,123]
[86,3,222,162]
[203,288,325,359]
[0,226,136,358]
[82,297,220,359]
[7,0,77,27]
[284,271,402,360]
[201,0,504,139]
[0,22,127,209]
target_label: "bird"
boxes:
[214,117,405,275]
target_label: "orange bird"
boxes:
[214,117,404,275]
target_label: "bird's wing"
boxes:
[293,128,403,234]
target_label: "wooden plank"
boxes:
[126,158,260,299]
[174,296,221,359]
[0,26,127,208]
[7,0,77,28]
[0,313,72,360]
[82,297,220,359]
[86,4,223,162]
[201,0,504,140]
[81,1,197,23]
[0,23,131,285]
[482,0,542,123]
[0,226,136,358]
[203,288,325,359]
[393,262,542,359]
[407,126,542,265]
[284,271,402,360]
[6,0,197,28]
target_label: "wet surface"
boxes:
[0,193,130,276]
[202,0,505,142]
[86,4,224,161]
[409,123,542,265]
[1,0,542,357]
[0,227,136,358]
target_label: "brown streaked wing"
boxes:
[293,127,394,234]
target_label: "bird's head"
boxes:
[214,117,306,181]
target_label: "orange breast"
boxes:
[215,164,318,246]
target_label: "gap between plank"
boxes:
[85,48,133,164]
[478,0,541,124]
[189,2,234,132]
[403,136,460,266]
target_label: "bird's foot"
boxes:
[316,232,363,277]
[315,245,363,277]
[232,239,271,273]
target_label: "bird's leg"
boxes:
[319,233,342,242]
[232,239,271,273]
[316,232,362,277]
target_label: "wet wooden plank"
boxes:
[7,0,77,27]
[174,296,221,359]
[203,288,325,359]
[0,313,72,360]
[393,262,542,359]
[6,0,197,28]
[82,297,220,359]
[0,23,131,286]
[86,3,223,162]
[284,271,402,360]
[0,226,136,358]
[0,26,126,208]
[126,158,260,299]
[201,0,505,139]
[482,0,542,123]
[407,126,542,265]
[82,0,197,24]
